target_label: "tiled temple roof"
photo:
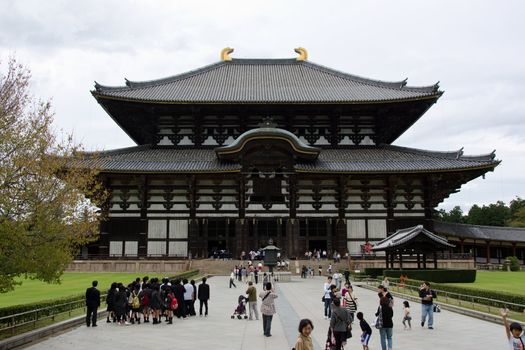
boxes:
[81,144,498,174]
[433,221,525,243]
[92,58,442,104]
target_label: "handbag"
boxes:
[372,306,383,329]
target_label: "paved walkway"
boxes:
[26,276,504,349]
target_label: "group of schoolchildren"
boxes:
[105,276,210,326]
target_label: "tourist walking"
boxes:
[333,272,341,290]
[85,280,100,327]
[230,270,237,288]
[259,282,278,337]
[246,281,259,320]
[356,312,372,350]
[329,297,351,350]
[419,281,436,329]
[198,277,210,316]
[402,300,412,330]
[323,276,334,319]
[294,319,314,350]
[344,270,350,285]
[376,297,394,350]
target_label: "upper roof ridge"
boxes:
[93,57,442,96]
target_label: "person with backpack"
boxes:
[140,283,152,323]
[330,297,351,350]
[375,296,394,350]
[164,286,177,324]
[130,284,142,324]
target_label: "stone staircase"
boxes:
[189,258,350,276]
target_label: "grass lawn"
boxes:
[0,272,145,308]
[446,270,525,295]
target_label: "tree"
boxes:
[466,201,510,226]
[0,57,106,293]
[508,197,525,227]
[508,208,525,228]
[434,205,465,223]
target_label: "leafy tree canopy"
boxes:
[434,197,525,227]
[0,57,107,293]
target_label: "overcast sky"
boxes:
[1,0,523,211]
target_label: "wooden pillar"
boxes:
[399,251,403,269]
[417,253,421,269]
[422,253,427,269]
[386,176,395,234]
[433,251,438,269]
[512,243,517,257]
[486,241,491,264]
[385,252,389,269]
[460,238,465,254]
[422,176,433,228]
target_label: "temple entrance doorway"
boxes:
[308,239,327,252]
[208,240,229,258]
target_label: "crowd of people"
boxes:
[84,270,525,350]
[303,249,347,263]
[302,274,437,350]
[84,276,211,327]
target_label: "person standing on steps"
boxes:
[260,282,278,337]
[85,280,100,327]
[246,281,259,321]
[198,277,210,316]
[419,281,437,329]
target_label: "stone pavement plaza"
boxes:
[26,276,504,349]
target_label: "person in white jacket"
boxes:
[230,271,237,288]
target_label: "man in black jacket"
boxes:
[85,280,101,327]
[198,277,210,316]
[419,281,437,329]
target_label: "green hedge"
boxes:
[383,269,476,283]
[0,269,199,326]
[388,277,525,312]
[363,268,385,278]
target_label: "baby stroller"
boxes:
[231,295,248,319]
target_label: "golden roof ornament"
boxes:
[294,47,308,61]
[221,47,234,61]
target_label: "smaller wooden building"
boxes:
[434,221,525,266]
[373,225,455,268]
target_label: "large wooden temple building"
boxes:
[84,48,500,259]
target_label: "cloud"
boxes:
[1,0,524,211]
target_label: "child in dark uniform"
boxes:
[356,311,372,350]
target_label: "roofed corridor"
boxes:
[26,276,503,349]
